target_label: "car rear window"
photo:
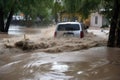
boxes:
[57,24,80,31]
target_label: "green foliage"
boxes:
[63,0,101,19]
[0,0,15,18]
[63,0,76,13]
[52,1,63,15]
[0,0,53,21]
[79,0,101,19]
[18,0,52,20]
[100,0,113,20]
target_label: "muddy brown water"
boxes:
[0,26,120,80]
[0,47,120,80]
[0,25,40,39]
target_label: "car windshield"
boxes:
[57,24,80,31]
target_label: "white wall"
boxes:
[90,12,103,27]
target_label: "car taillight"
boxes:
[54,31,57,38]
[80,31,84,38]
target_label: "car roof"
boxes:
[57,22,80,24]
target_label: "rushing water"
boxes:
[9,25,41,35]
[0,47,120,80]
[0,26,120,80]
[0,25,41,39]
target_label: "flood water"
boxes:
[9,25,41,35]
[0,47,120,80]
[0,25,41,39]
[0,25,120,80]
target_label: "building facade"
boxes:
[90,12,109,27]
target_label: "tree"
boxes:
[19,0,53,21]
[107,0,120,47]
[0,0,16,33]
[0,0,53,32]
[63,0,101,20]
[63,0,79,21]
[52,1,63,23]
[0,0,37,32]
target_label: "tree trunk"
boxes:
[116,2,120,47]
[107,0,119,47]
[5,9,14,33]
[116,20,120,47]
[0,8,5,32]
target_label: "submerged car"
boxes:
[54,22,87,38]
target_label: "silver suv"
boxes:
[54,22,87,38]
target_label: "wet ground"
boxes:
[0,47,120,80]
